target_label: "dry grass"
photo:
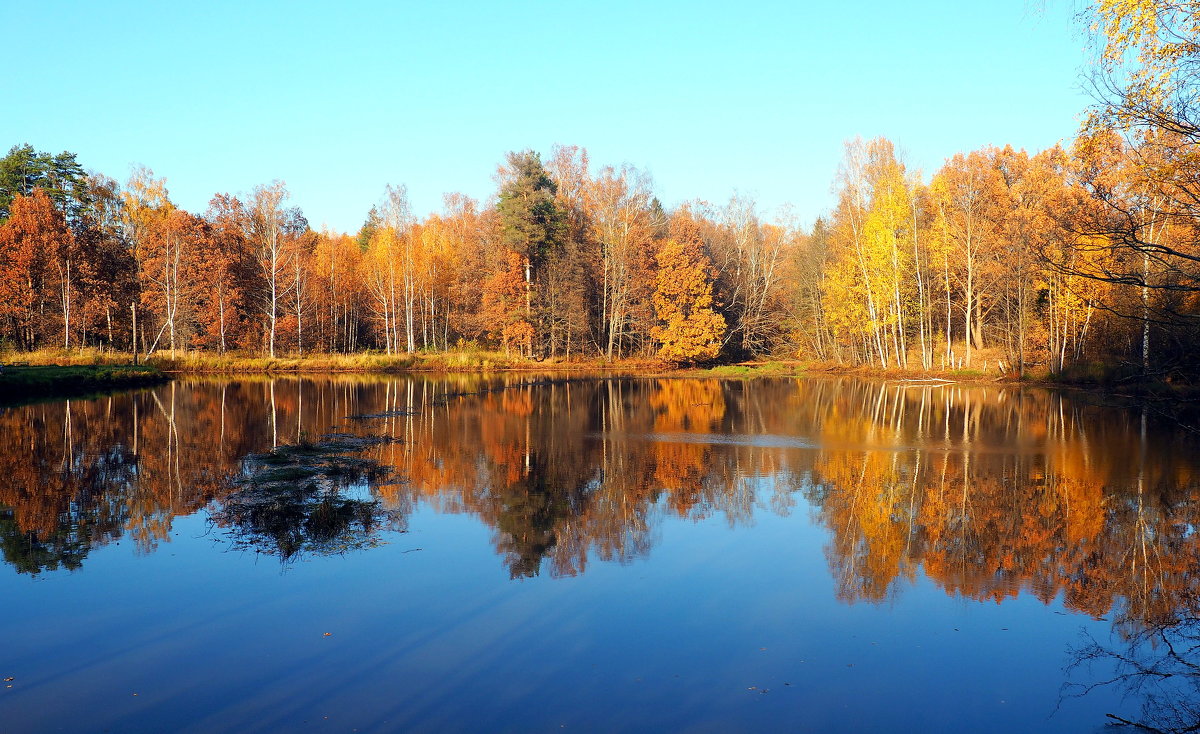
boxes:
[0,344,1017,381]
[1,347,133,367]
[147,350,649,373]
[1,347,661,374]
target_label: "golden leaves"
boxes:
[650,239,726,364]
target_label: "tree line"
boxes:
[0,132,1193,375]
[796,131,1200,376]
[0,146,734,364]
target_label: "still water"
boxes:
[2,375,1199,732]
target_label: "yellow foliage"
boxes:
[650,239,726,364]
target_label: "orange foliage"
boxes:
[0,190,72,348]
[651,239,726,364]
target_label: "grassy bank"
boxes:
[2,348,666,374]
[676,359,992,382]
[0,348,1089,384]
[5,349,1193,399]
[677,358,1200,402]
[0,364,167,404]
[678,361,810,378]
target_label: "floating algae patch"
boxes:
[210,433,407,564]
[346,409,420,419]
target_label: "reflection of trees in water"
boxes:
[1056,407,1200,731]
[0,397,138,574]
[0,379,415,574]
[1065,614,1200,732]
[1,375,1199,621]
[0,375,782,577]
[6,375,1200,728]
[401,377,766,577]
[787,382,1200,729]
[0,508,92,574]
[796,382,1200,623]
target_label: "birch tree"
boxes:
[246,181,294,358]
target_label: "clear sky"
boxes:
[2,0,1092,233]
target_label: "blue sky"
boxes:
[2,1,1092,233]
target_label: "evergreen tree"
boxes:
[495,150,565,354]
[0,145,91,224]
[355,205,381,251]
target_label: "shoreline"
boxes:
[0,364,168,405]
[2,351,1195,402]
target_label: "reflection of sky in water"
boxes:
[5,504,1128,733]
[2,375,1196,732]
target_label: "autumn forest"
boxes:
[0,131,1191,376]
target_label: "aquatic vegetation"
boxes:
[211,433,406,563]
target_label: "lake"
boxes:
[2,375,1198,732]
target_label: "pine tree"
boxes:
[496,150,565,354]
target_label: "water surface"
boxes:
[3,375,1198,732]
